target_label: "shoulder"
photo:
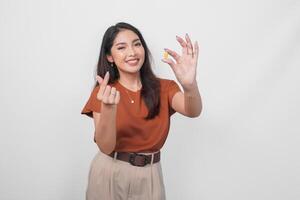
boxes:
[157,78,175,88]
[156,77,176,90]
[91,85,100,94]
[94,85,100,90]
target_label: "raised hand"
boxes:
[162,33,199,91]
[96,72,120,105]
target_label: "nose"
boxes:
[127,46,136,56]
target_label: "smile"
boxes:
[126,59,140,66]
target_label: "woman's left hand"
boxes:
[162,33,199,91]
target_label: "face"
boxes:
[107,29,145,75]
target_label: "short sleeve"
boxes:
[167,80,181,116]
[81,86,101,118]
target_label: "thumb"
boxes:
[96,75,103,85]
[161,58,176,70]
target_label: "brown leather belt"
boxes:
[109,151,160,167]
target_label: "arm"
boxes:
[172,81,202,118]
[93,104,117,154]
[162,33,202,117]
[93,72,120,154]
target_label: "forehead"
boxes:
[113,29,140,45]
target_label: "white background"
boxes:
[1,0,300,199]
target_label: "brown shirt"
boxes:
[81,78,181,153]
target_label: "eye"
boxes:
[117,47,125,50]
[135,42,142,46]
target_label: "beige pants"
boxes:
[86,151,166,200]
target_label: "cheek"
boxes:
[138,48,145,58]
[112,52,124,62]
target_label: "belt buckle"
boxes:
[129,153,150,167]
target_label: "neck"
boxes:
[118,72,142,91]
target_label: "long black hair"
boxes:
[94,22,161,119]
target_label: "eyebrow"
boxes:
[115,38,141,46]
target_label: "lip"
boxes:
[126,58,139,62]
[126,58,140,66]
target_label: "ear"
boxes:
[106,55,114,63]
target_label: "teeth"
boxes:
[127,59,138,62]
[127,59,138,64]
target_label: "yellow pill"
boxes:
[163,51,169,59]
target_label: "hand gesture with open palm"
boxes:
[162,34,199,91]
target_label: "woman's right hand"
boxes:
[96,72,120,105]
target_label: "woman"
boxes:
[81,22,202,200]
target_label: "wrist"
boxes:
[183,81,198,93]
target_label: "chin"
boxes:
[127,68,142,74]
[125,64,143,72]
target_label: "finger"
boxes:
[115,91,120,104]
[194,41,199,61]
[96,76,104,101]
[110,87,116,95]
[164,48,180,63]
[185,33,194,56]
[176,35,188,55]
[108,87,117,103]
[96,75,103,85]
[98,72,110,99]
[102,85,111,103]
[102,71,110,85]
[161,58,176,70]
